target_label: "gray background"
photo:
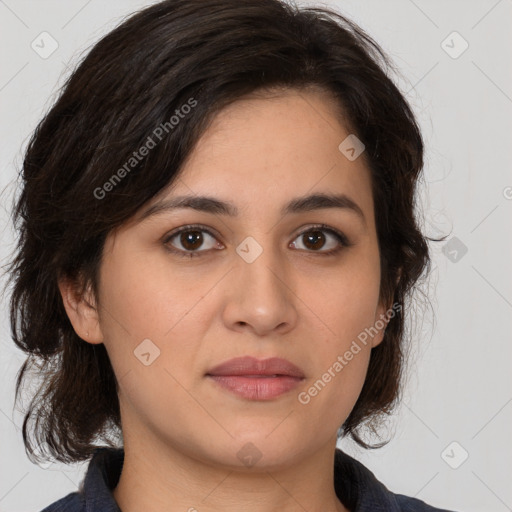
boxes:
[1,1,511,511]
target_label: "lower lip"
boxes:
[207,375,303,400]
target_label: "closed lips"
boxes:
[206,356,305,378]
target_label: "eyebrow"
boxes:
[139,193,366,223]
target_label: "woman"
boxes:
[7,0,454,510]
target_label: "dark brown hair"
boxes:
[6,0,429,464]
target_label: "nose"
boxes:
[222,243,298,337]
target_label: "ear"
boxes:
[371,294,399,348]
[370,302,387,348]
[58,274,104,344]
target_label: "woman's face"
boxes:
[67,87,388,469]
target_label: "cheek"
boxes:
[96,259,206,434]
[294,252,380,423]
[308,254,381,345]
[296,324,372,440]
[97,250,215,393]
[98,248,208,340]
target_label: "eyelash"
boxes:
[162,223,351,259]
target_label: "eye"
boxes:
[163,225,224,258]
[289,225,350,255]
[163,223,350,259]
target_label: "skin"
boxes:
[59,87,389,512]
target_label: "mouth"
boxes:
[205,356,305,400]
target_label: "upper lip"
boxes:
[206,356,305,378]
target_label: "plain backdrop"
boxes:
[0,1,511,511]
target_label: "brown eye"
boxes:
[302,230,326,250]
[179,230,204,250]
[164,226,222,257]
[289,226,349,255]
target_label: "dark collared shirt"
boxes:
[40,447,456,511]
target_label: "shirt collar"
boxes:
[82,447,123,512]
[334,449,401,511]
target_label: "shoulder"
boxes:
[394,493,457,512]
[40,492,84,512]
[334,449,458,512]
[38,446,124,512]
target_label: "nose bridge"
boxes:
[226,234,297,334]
[238,237,287,301]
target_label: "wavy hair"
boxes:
[6,0,430,463]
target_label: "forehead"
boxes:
[151,88,373,216]
[122,87,376,237]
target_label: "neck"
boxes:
[112,428,348,512]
